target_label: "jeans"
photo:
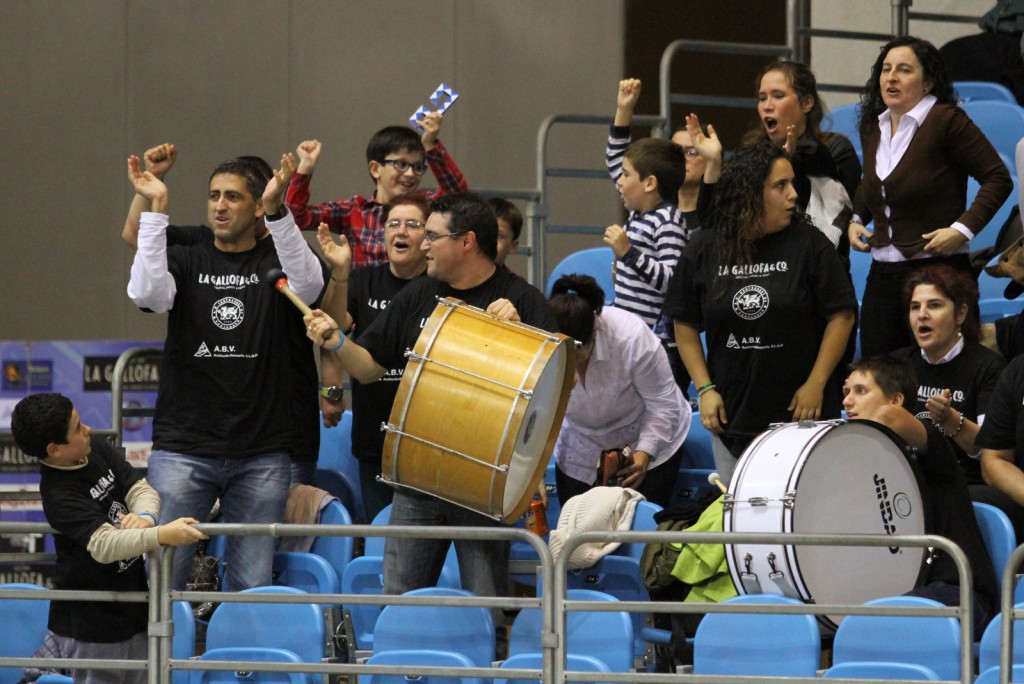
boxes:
[146,450,291,592]
[290,459,317,488]
[383,489,509,620]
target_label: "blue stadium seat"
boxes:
[509,589,633,673]
[833,595,960,682]
[694,594,820,678]
[974,502,1016,594]
[822,103,863,160]
[955,81,1018,104]
[823,661,940,680]
[979,602,1024,674]
[362,650,484,684]
[961,100,1024,166]
[318,411,364,521]
[202,586,325,684]
[546,248,616,305]
[190,647,308,684]
[373,588,495,668]
[0,583,50,684]
[496,653,609,684]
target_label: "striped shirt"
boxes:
[605,125,691,342]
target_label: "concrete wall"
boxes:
[0,0,624,340]
[0,0,999,341]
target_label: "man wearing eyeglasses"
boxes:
[285,111,468,268]
[305,191,557,614]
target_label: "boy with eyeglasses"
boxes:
[285,111,467,268]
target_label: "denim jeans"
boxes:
[383,489,509,618]
[146,450,291,592]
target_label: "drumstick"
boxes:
[708,472,728,494]
[266,267,335,341]
[265,268,312,315]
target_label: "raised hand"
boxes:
[615,78,642,126]
[263,153,298,215]
[144,143,177,180]
[296,140,322,174]
[127,155,168,212]
[420,111,443,150]
[684,113,723,164]
[617,78,642,111]
[317,223,352,276]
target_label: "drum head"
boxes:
[788,421,926,626]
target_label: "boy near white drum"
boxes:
[842,356,996,638]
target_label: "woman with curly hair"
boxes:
[849,35,1012,358]
[664,140,857,480]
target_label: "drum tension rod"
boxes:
[403,350,534,399]
[380,422,511,473]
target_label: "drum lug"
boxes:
[767,552,800,599]
[740,553,762,594]
[796,419,817,428]
[781,491,796,508]
[721,494,734,510]
[747,496,769,507]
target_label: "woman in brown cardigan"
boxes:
[849,35,1012,358]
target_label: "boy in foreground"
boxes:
[11,393,205,684]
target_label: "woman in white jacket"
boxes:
[548,274,691,507]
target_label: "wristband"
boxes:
[138,512,157,525]
[937,411,965,438]
[697,383,717,399]
[696,381,715,392]
[324,332,346,352]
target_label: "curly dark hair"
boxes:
[858,36,956,137]
[707,139,808,272]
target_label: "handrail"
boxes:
[0,519,998,684]
[532,112,666,283]
[996,543,1024,684]
[110,346,161,448]
[657,39,792,135]
[552,529,974,684]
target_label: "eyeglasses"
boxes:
[422,230,467,244]
[385,219,426,231]
[381,159,428,175]
[682,147,700,158]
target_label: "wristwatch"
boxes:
[320,385,344,402]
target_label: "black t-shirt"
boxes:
[663,224,857,455]
[40,436,149,642]
[917,420,998,611]
[348,266,424,463]
[357,266,558,371]
[976,354,1024,460]
[896,343,1006,485]
[151,230,327,459]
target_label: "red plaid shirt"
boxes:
[284,140,468,267]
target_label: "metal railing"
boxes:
[1,519,993,684]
